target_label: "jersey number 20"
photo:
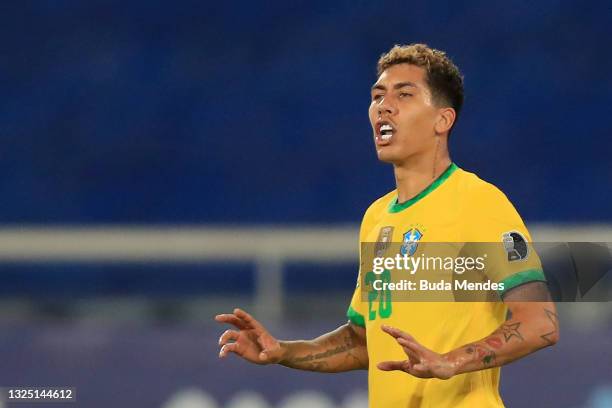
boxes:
[364,270,392,321]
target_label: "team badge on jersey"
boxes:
[502,231,529,262]
[400,228,423,256]
[375,226,394,257]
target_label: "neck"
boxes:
[393,149,452,204]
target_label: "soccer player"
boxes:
[216,44,558,407]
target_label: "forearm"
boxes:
[279,323,368,373]
[444,302,559,375]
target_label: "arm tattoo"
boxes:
[540,308,559,346]
[483,351,497,366]
[484,336,503,349]
[456,306,557,373]
[291,341,354,363]
[499,322,524,342]
[293,360,330,371]
[287,331,365,371]
[465,344,497,367]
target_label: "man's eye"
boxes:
[372,94,383,101]
[399,93,413,98]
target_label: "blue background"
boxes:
[1,2,611,408]
[1,0,610,225]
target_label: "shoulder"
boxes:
[455,166,531,241]
[455,167,518,212]
[358,190,395,236]
[363,190,396,220]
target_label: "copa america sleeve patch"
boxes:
[502,231,529,262]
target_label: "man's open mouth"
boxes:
[380,124,393,141]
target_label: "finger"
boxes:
[397,339,421,362]
[397,337,424,352]
[397,338,429,357]
[218,329,240,346]
[377,360,408,371]
[234,308,264,331]
[219,342,242,359]
[381,325,416,341]
[215,314,249,330]
[397,339,427,364]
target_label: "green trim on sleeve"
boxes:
[347,306,366,327]
[499,268,547,297]
[388,163,458,213]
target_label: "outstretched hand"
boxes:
[215,308,284,365]
[377,325,456,380]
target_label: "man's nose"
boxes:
[377,99,396,116]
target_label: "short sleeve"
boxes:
[347,270,366,327]
[462,184,546,298]
[346,205,376,327]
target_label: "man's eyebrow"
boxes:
[393,81,418,89]
[371,81,418,91]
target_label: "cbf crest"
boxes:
[400,228,423,256]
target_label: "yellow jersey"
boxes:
[347,163,545,408]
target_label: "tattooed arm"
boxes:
[216,308,368,373]
[378,282,559,379]
[279,323,368,372]
[444,282,558,376]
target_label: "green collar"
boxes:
[388,163,458,213]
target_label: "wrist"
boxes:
[441,351,461,378]
[277,340,291,365]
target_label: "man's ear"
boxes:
[434,107,456,135]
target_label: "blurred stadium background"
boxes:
[1,1,611,407]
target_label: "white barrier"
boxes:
[1,224,610,262]
[0,225,610,322]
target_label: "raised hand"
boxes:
[215,308,284,365]
[377,325,456,380]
